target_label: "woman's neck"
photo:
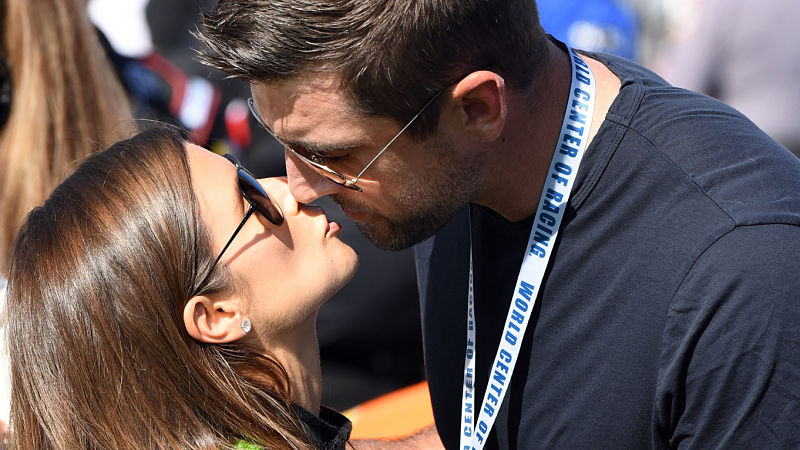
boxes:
[260,317,322,414]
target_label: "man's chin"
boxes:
[353,219,417,251]
[330,197,407,249]
[353,212,455,251]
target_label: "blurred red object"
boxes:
[225,99,252,151]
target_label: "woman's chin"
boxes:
[318,254,359,307]
[338,251,359,292]
[329,241,359,284]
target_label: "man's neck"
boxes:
[473,41,619,222]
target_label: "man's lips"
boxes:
[333,197,373,222]
[339,206,369,222]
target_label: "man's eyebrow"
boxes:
[282,137,363,155]
[250,108,362,155]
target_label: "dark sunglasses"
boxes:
[199,154,284,287]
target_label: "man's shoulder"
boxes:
[588,54,800,227]
[590,50,764,141]
[658,223,800,448]
[672,223,800,307]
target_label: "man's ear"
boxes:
[183,295,248,344]
[449,71,506,142]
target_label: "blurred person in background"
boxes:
[654,0,800,156]
[620,0,670,65]
[89,0,227,151]
[0,0,133,426]
[0,0,132,275]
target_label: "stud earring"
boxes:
[241,318,252,334]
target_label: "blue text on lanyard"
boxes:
[459,48,597,450]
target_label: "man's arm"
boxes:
[349,424,444,449]
[656,225,800,447]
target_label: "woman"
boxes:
[0,0,133,274]
[5,126,357,449]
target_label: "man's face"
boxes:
[250,73,482,250]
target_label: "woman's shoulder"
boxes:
[295,405,352,450]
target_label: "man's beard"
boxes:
[332,139,482,251]
[335,194,462,251]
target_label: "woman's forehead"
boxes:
[185,143,238,207]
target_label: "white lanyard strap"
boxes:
[459,47,596,450]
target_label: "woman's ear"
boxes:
[449,71,507,142]
[183,295,249,344]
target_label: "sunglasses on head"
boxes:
[198,153,284,287]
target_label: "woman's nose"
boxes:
[259,176,300,217]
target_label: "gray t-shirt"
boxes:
[415,49,800,449]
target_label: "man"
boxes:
[196,1,800,448]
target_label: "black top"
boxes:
[296,405,352,450]
[415,46,800,448]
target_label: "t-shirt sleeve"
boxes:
[655,224,800,448]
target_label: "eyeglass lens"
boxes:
[246,98,361,190]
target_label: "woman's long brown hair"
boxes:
[6,126,312,449]
[0,0,133,273]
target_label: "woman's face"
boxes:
[186,143,358,336]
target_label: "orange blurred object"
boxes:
[344,381,435,440]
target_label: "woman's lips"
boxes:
[300,203,340,237]
[326,221,341,237]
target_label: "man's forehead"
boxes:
[249,73,380,144]
[250,72,352,114]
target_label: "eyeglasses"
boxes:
[247,82,452,192]
[199,154,284,286]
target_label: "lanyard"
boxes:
[459,48,596,450]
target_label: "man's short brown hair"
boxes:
[196,0,547,138]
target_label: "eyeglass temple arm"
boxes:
[198,206,255,288]
[353,89,447,182]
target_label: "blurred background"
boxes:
[6,0,796,416]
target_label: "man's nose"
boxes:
[284,150,346,203]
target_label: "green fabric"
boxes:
[235,439,260,450]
